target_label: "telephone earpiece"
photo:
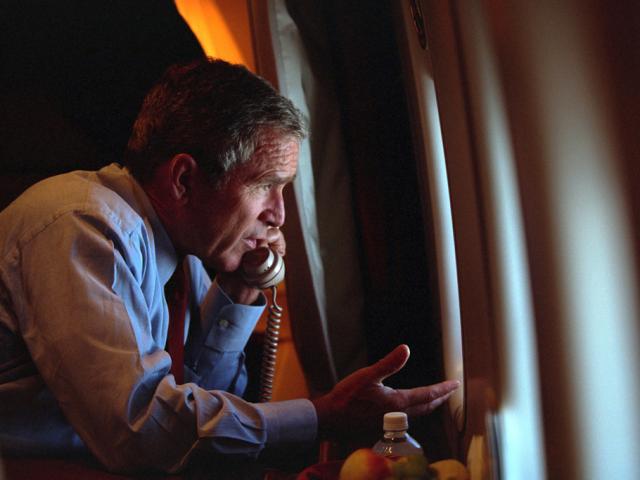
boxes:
[241,247,285,289]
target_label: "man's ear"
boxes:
[168,153,197,204]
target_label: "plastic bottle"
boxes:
[372,412,425,459]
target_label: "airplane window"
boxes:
[421,87,466,431]
[396,2,465,431]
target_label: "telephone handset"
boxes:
[241,247,285,403]
[240,247,285,289]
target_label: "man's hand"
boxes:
[261,226,286,257]
[311,345,460,440]
[216,227,286,304]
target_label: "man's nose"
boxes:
[261,192,285,227]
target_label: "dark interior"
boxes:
[0,0,203,209]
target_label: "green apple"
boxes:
[391,454,430,478]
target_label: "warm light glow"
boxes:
[174,0,256,71]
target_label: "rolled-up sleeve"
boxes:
[256,399,318,447]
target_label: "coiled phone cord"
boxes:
[259,285,283,402]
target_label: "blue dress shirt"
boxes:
[0,164,316,472]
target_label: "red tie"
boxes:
[165,261,190,384]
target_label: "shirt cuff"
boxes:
[255,399,318,447]
[199,281,266,351]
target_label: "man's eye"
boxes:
[261,183,274,192]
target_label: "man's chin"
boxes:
[205,253,242,274]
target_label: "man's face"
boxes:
[185,133,299,273]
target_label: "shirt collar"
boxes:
[96,163,178,286]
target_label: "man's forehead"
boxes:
[252,135,299,164]
[238,137,299,178]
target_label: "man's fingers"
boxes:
[266,227,286,256]
[364,344,411,384]
[404,391,455,416]
[265,227,280,243]
[400,380,461,414]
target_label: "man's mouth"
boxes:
[243,238,258,249]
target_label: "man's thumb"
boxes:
[369,344,410,384]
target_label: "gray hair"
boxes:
[125,57,307,186]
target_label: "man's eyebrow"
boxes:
[254,172,297,184]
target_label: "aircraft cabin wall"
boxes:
[393,1,640,479]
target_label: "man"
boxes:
[0,58,458,474]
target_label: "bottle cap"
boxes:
[383,412,408,431]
